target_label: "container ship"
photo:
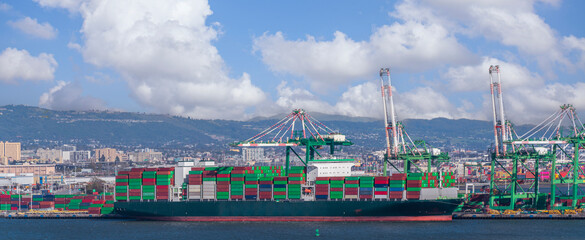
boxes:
[114,164,461,221]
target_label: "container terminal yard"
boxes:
[1,67,584,220]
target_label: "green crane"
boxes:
[379,68,450,176]
[232,109,353,176]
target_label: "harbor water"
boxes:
[2,218,585,239]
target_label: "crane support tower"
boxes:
[232,109,353,176]
[379,68,449,176]
[488,65,585,210]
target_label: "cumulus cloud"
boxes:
[8,17,58,39]
[441,57,585,123]
[34,0,84,13]
[275,82,334,114]
[395,0,570,73]
[39,81,106,111]
[40,0,267,119]
[0,2,11,11]
[0,48,57,83]
[444,57,544,92]
[333,81,468,120]
[563,35,585,70]
[254,21,475,92]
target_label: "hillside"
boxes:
[0,105,501,151]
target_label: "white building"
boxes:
[242,148,264,162]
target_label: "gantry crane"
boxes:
[488,65,585,210]
[379,68,449,176]
[232,109,353,175]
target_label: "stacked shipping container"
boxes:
[329,177,344,200]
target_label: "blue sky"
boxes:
[0,0,584,124]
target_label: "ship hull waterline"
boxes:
[115,199,460,222]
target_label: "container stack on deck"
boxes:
[329,177,344,200]
[374,176,389,199]
[202,169,217,200]
[273,176,287,200]
[287,166,305,199]
[142,169,156,201]
[115,171,129,202]
[230,168,245,200]
[188,168,203,200]
[217,168,231,200]
[359,176,374,200]
[315,177,330,200]
[389,174,406,199]
[245,174,258,200]
[406,173,423,200]
[0,192,113,214]
[0,194,9,211]
[422,173,439,188]
[156,168,174,201]
[344,177,359,199]
[259,177,273,200]
[128,170,142,201]
[443,172,456,187]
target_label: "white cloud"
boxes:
[0,2,11,11]
[34,0,84,13]
[0,48,57,83]
[444,57,544,92]
[441,57,585,124]
[333,82,383,118]
[563,35,585,70]
[275,82,334,114]
[8,17,58,39]
[333,82,465,120]
[39,81,106,111]
[254,20,475,92]
[41,0,267,119]
[395,0,570,73]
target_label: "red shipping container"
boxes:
[389,192,403,198]
[129,192,141,197]
[359,195,372,199]
[230,195,243,200]
[407,181,422,188]
[288,181,304,184]
[345,180,359,184]
[115,193,127,197]
[374,191,387,195]
[330,177,345,181]
[315,177,330,181]
[143,178,156,184]
[115,182,128,186]
[330,187,343,191]
[245,181,258,184]
[259,181,272,185]
[273,192,286,196]
[230,177,244,181]
[217,174,230,178]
